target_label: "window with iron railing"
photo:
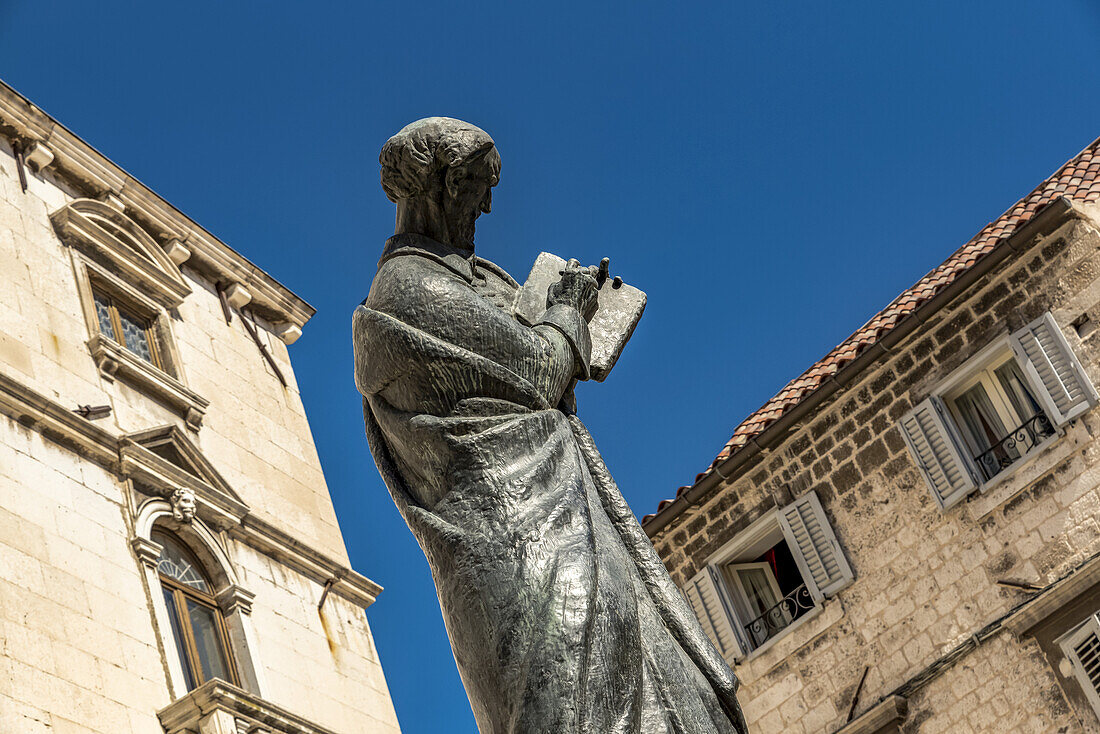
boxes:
[944,357,1055,482]
[684,491,853,661]
[900,313,1098,510]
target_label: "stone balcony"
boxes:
[158,680,339,734]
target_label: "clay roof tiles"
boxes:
[643,137,1100,525]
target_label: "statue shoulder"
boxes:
[474,257,519,289]
[365,250,472,314]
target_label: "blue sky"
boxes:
[3,1,1100,730]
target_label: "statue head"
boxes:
[380,117,501,250]
[170,487,197,523]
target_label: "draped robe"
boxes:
[354,234,747,734]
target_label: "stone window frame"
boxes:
[899,312,1098,510]
[55,198,209,429]
[684,490,853,663]
[152,527,243,691]
[132,499,267,700]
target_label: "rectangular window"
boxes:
[943,354,1054,482]
[684,491,852,660]
[92,287,160,368]
[899,312,1097,509]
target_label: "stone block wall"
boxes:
[0,121,401,732]
[653,205,1100,732]
[0,417,169,733]
[0,136,345,561]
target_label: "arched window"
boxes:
[152,529,240,691]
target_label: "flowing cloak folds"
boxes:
[354,234,747,734]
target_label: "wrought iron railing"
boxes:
[973,413,1054,481]
[744,584,815,648]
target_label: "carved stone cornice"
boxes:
[158,679,341,734]
[51,198,191,308]
[0,370,381,608]
[0,79,314,331]
[216,584,256,615]
[131,536,164,569]
[0,370,118,469]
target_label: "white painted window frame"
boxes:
[900,313,1097,508]
[686,491,853,662]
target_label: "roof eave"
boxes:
[642,195,1077,538]
[0,78,315,329]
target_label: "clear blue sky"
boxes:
[3,1,1100,730]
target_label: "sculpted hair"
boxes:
[379,117,498,203]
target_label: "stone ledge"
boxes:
[0,370,382,609]
[158,679,340,734]
[89,335,209,430]
[833,695,907,734]
[1004,551,1100,637]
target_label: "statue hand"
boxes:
[548,259,599,321]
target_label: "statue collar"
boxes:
[381,233,477,282]
[380,234,519,289]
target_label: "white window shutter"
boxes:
[1010,312,1098,426]
[898,397,978,509]
[683,566,744,662]
[1061,614,1100,718]
[778,491,854,603]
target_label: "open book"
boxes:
[513,252,646,382]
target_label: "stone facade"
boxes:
[650,152,1100,731]
[0,81,401,733]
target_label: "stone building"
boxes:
[644,137,1100,732]
[0,81,401,733]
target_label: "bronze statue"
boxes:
[354,117,748,733]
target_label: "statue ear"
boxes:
[444,165,467,201]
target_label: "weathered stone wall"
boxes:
[230,542,400,731]
[0,136,345,561]
[653,205,1100,732]
[0,133,401,732]
[0,416,169,732]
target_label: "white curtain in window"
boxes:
[953,382,1008,457]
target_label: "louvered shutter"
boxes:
[778,491,853,603]
[1010,312,1098,426]
[898,397,977,509]
[1061,614,1100,718]
[683,566,744,662]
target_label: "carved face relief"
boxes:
[170,487,197,523]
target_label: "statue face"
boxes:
[444,150,500,245]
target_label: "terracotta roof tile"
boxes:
[642,137,1100,526]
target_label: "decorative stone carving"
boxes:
[216,585,256,616]
[354,118,747,733]
[158,679,339,734]
[23,141,54,171]
[163,238,192,266]
[170,487,197,523]
[273,323,302,345]
[224,282,252,309]
[131,535,164,569]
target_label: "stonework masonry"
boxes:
[652,191,1100,730]
[0,81,401,733]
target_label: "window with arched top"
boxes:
[152,529,240,691]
